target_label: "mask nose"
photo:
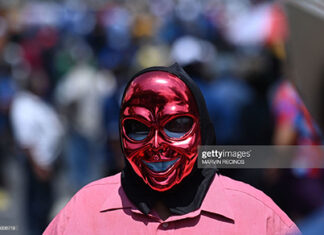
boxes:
[151,129,165,151]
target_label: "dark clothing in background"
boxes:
[25,158,53,235]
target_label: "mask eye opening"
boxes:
[163,116,194,139]
[123,118,151,142]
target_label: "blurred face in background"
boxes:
[28,71,50,97]
[121,71,201,191]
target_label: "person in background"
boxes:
[0,61,16,212]
[10,71,64,235]
[271,80,324,221]
[55,63,117,192]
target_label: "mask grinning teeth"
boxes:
[142,158,179,172]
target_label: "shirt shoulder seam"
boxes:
[81,174,121,191]
[224,186,293,227]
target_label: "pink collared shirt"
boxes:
[44,173,300,235]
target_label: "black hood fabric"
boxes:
[120,63,217,215]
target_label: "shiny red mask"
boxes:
[121,71,201,192]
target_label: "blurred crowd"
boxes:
[0,0,323,234]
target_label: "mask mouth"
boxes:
[142,158,179,173]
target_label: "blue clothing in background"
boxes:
[203,77,252,145]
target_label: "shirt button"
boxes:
[162,223,169,228]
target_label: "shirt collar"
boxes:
[100,173,235,222]
[200,173,235,221]
[100,181,135,213]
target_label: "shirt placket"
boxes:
[129,207,202,234]
[156,209,202,235]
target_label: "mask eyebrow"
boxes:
[158,103,191,120]
[122,106,153,122]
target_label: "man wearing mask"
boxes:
[44,64,299,234]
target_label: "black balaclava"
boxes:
[120,63,217,215]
